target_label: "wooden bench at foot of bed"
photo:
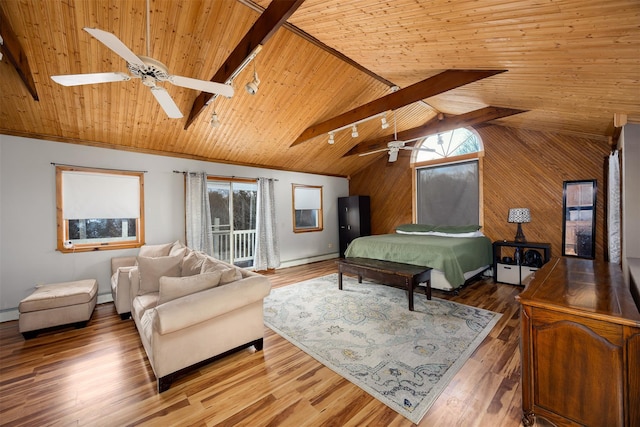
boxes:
[336,257,432,311]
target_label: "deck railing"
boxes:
[210,228,256,265]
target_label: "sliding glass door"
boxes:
[207,180,258,267]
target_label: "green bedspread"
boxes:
[344,233,493,287]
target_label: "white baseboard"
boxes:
[0,293,115,323]
[279,253,340,269]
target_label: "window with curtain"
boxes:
[415,160,480,226]
[56,165,144,252]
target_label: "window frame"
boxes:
[292,184,323,233]
[411,127,485,226]
[56,165,145,253]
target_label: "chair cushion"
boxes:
[158,271,222,305]
[137,254,182,294]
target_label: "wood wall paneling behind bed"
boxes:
[349,124,610,261]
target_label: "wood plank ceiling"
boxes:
[1,0,638,177]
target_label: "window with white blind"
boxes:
[292,184,323,232]
[56,165,145,252]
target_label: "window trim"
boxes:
[411,128,485,226]
[56,165,145,253]
[292,184,323,233]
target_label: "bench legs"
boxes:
[338,270,430,311]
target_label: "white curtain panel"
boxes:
[608,151,621,264]
[185,172,213,254]
[254,178,280,270]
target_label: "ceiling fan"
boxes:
[50,2,233,118]
[359,112,435,162]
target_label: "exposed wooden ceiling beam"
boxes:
[184,0,305,129]
[0,7,39,101]
[343,106,527,157]
[291,69,507,147]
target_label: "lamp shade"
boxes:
[508,208,531,224]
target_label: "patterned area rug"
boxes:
[263,273,501,424]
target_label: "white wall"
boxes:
[621,124,640,286]
[0,135,348,319]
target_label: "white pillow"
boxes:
[158,271,222,305]
[137,254,182,294]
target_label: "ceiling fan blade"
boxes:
[83,27,145,67]
[358,148,389,157]
[150,87,183,118]
[169,75,234,98]
[51,72,130,86]
[402,146,436,152]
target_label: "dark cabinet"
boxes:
[338,196,370,257]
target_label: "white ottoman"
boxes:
[19,279,98,339]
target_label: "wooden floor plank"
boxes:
[0,260,529,426]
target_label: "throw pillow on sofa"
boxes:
[139,242,174,257]
[137,254,182,294]
[181,251,208,276]
[200,258,243,285]
[157,271,222,305]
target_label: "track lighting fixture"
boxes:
[325,111,390,141]
[210,98,221,128]
[245,63,260,95]
[381,115,389,129]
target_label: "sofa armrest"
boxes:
[129,268,141,301]
[111,265,137,315]
[111,256,137,275]
[154,275,271,335]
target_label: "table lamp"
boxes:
[508,208,530,243]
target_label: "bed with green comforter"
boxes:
[344,233,492,288]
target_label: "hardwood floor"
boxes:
[0,260,532,426]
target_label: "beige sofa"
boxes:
[110,241,271,392]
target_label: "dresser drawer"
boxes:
[496,263,519,285]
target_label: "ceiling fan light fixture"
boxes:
[328,132,335,144]
[351,125,359,138]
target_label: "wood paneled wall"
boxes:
[349,125,611,261]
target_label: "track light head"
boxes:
[328,132,335,144]
[245,69,260,95]
[381,116,389,129]
[351,125,359,138]
[210,112,221,128]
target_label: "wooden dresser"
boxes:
[517,257,640,426]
